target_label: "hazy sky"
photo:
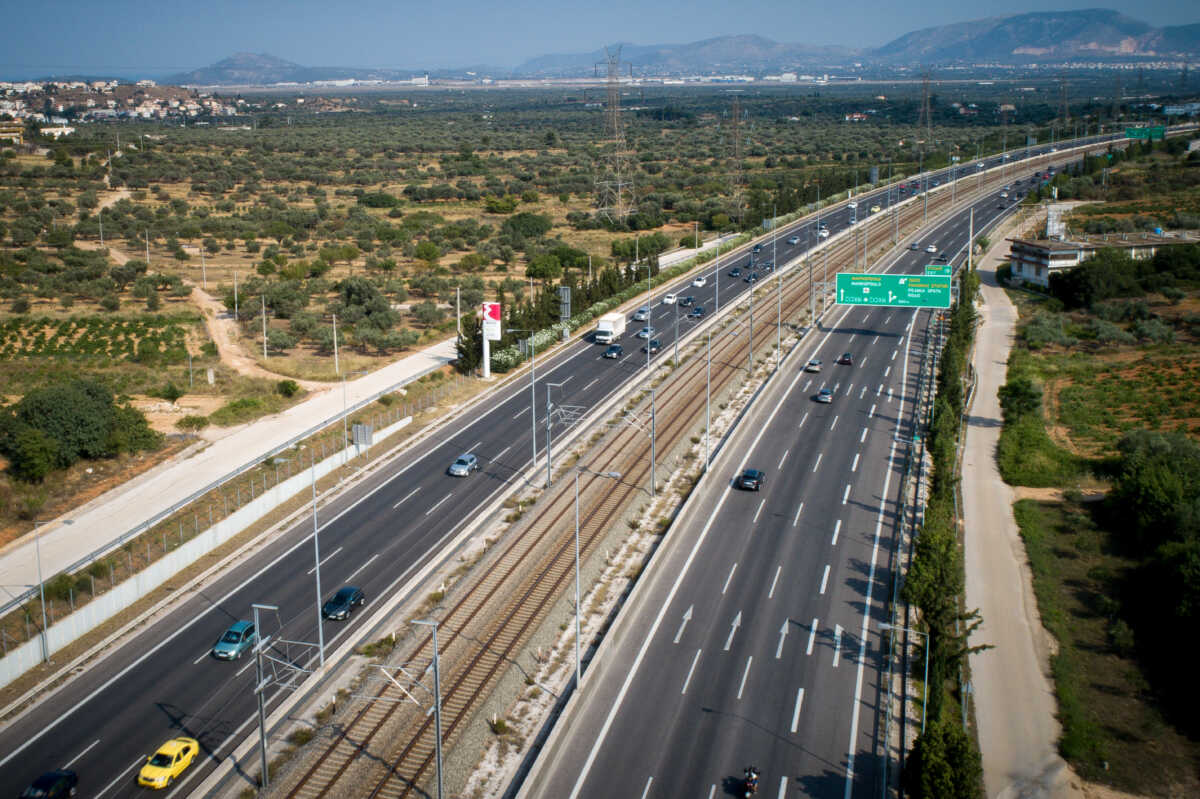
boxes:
[2,0,1197,78]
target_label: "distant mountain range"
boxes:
[165,9,1200,86]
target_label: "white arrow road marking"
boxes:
[776,620,788,659]
[724,611,742,651]
[673,605,693,644]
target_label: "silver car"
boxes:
[815,388,833,404]
[448,453,479,477]
[805,359,822,373]
[633,306,651,322]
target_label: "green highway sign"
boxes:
[836,273,952,308]
[924,263,952,277]
[1126,126,1165,141]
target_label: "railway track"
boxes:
[276,148,1091,799]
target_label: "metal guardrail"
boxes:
[0,363,452,619]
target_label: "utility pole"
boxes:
[261,295,268,358]
[332,313,340,376]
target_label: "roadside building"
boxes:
[1006,231,1200,287]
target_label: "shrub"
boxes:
[276,379,300,398]
[176,415,208,431]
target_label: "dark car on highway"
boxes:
[643,339,661,354]
[20,770,77,799]
[744,272,758,283]
[603,344,623,359]
[729,267,742,277]
[322,586,365,621]
[678,295,694,307]
[739,469,765,491]
[688,306,705,320]
[837,352,853,365]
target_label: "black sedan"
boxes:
[322,586,365,620]
[738,469,765,491]
[729,267,742,277]
[20,770,77,799]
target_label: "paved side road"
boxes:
[0,337,456,595]
[962,225,1079,798]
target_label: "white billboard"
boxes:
[482,301,502,341]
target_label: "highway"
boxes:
[526,182,1022,799]
[0,134,1115,797]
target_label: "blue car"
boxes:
[211,620,256,660]
[688,306,705,319]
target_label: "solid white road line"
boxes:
[681,649,701,694]
[769,565,782,598]
[851,453,860,472]
[806,619,818,655]
[793,502,803,527]
[64,739,101,768]
[513,405,529,419]
[790,687,805,733]
[425,492,452,516]
[860,427,868,443]
[346,553,380,582]
[641,776,654,799]
[842,484,851,504]
[778,449,789,468]
[583,377,599,392]
[753,499,765,523]
[392,486,421,509]
[820,565,830,595]
[737,656,753,699]
[832,519,842,545]
[722,563,738,594]
[812,453,823,473]
[96,758,143,799]
[306,545,342,575]
[798,411,809,429]
[833,624,843,667]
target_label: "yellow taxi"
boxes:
[870,205,881,214]
[137,737,199,789]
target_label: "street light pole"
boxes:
[251,602,278,790]
[412,619,444,799]
[573,469,620,686]
[33,523,49,662]
[705,332,711,470]
[311,457,326,667]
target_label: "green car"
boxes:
[211,620,256,660]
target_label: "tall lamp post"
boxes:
[545,380,568,488]
[880,622,930,735]
[310,455,326,667]
[30,519,70,662]
[572,468,621,686]
[412,619,445,799]
[507,327,538,483]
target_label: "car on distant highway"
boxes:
[752,244,763,254]
[933,254,949,262]
[636,326,656,339]
[19,770,77,799]
[603,344,623,359]
[805,358,822,373]
[870,205,881,214]
[729,266,742,277]
[448,453,480,477]
[322,586,365,620]
[138,737,199,790]
[679,295,695,306]
[744,272,758,283]
[643,339,661,354]
[633,306,651,322]
[815,388,834,404]
[787,235,800,245]
[662,293,677,304]
[925,244,937,253]
[909,242,920,251]
[211,620,256,661]
[692,275,707,287]
[818,228,830,238]
[688,306,705,320]
[759,261,774,272]
[837,352,853,365]
[738,468,766,491]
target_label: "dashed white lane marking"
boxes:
[842,484,851,504]
[829,415,839,431]
[681,649,701,694]
[790,688,806,733]
[860,427,868,443]
[769,565,782,598]
[425,492,453,516]
[753,499,766,523]
[891,349,898,361]
[493,445,511,462]
[393,486,421,509]
[798,411,809,429]
[806,619,818,655]
[851,453,860,472]
[820,565,830,594]
[778,449,789,468]
[65,739,100,768]
[306,545,342,575]
[722,563,738,594]
[640,776,654,799]
[346,553,379,582]
[832,519,842,545]
[833,624,843,667]
[737,656,753,699]
[868,403,876,418]
[884,365,891,378]
[777,775,789,798]
[793,502,803,527]
[96,757,143,799]
[583,377,599,392]
[513,405,529,419]
[812,453,823,473]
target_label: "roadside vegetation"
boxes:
[997,234,1200,793]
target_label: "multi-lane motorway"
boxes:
[0,133,1119,797]
[528,178,1021,799]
